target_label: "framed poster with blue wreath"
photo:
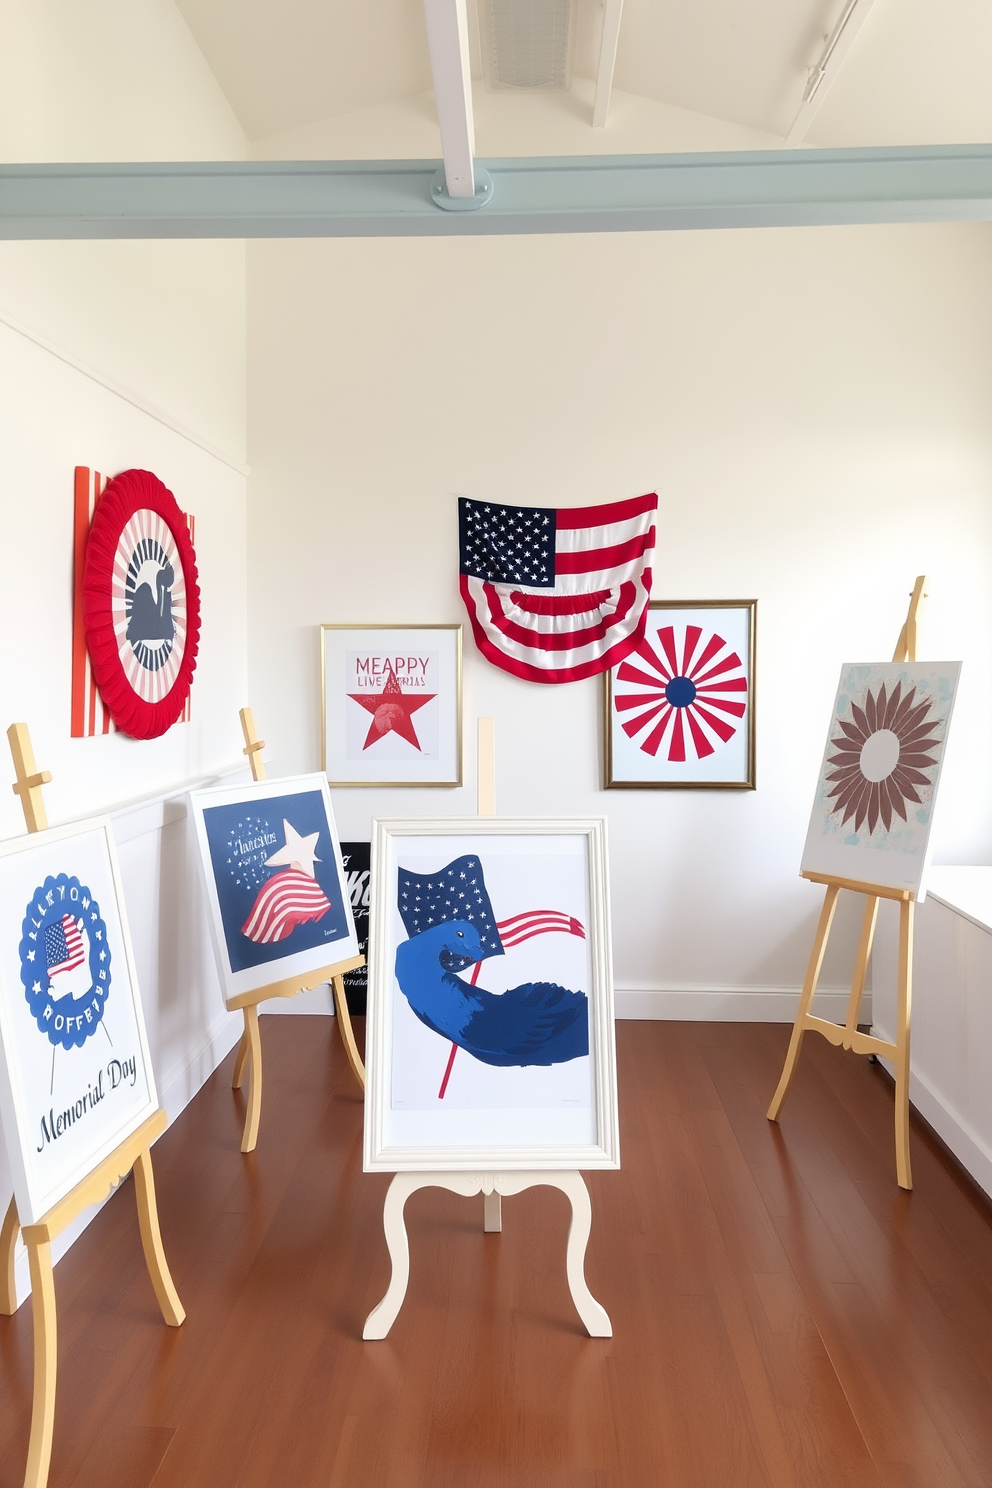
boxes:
[188,773,360,1004]
[0,819,158,1225]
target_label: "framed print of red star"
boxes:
[348,662,436,752]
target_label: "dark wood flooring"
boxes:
[3,1018,992,1488]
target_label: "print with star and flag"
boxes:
[201,791,351,972]
[345,649,440,761]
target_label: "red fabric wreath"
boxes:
[82,468,201,739]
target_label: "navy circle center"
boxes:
[665,676,697,708]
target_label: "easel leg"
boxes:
[132,1150,185,1327]
[767,884,840,1121]
[232,1021,250,1090]
[554,1172,612,1337]
[241,1004,263,1154]
[895,900,914,1190]
[1,1195,19,1315]
[483,1193,502,1232]
[22,1237,56,1488]
[331,975,365,1090]
[843,895,879,1048]
[363,1173,418,1340]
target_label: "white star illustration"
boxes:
[265,820,321,878]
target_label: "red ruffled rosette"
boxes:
[82,469,201,739]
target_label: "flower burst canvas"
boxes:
[801,661,962,898]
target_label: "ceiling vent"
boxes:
[479,0,575,91]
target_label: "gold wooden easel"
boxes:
[0,723,184,1488]
[767,577,929,1190]
[230,708,365,1153]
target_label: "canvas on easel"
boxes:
[188,713,365,1152]
[0,723,184,1488]
[801,660,960,898]
[361,720,616,1341]
[768,577,962,1190]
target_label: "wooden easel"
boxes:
[0,723,184,1488]
[363,717,612,1339]
[230,708,365,1153]
[767,577,929,1190]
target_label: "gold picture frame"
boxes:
[604,600,756,790]
[320,624,463,788]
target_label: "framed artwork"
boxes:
[801,660,962,898]
[605,600,756,789]
[320,624,462,787]
[364,817,619,1173]
[188,773,360,1004]
[0,819,158,1226]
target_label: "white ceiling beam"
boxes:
[593,0,625,129]
[423,0,476,199]
[788,0,878,146]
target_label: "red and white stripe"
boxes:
[241,869,332,945]
[49,915,86,975]
[459,492,657,684]
[496,910,585,947]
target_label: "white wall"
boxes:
[0,0,249,1299]
[246,222,992,1015]
[0,0,248,465]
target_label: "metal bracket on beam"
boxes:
[430,166,493,211]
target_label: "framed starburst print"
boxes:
[604,601,756,789]
[801,661,962,898]
[321,625,462,787]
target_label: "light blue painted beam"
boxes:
[1,146,992,238]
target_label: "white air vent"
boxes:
[479,0,575,91]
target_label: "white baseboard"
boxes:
[615,986,870,1023]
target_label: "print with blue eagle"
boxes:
[395,856,589,1068]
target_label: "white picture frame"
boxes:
[188,773,360,1004]
[365,817,619,1173]
[0,818,158,1226]
[801,660,962,899]
[320,624,463,787]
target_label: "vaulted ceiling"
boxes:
[173,0,992,148]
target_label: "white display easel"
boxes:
[362,717,612,1340]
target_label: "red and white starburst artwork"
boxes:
[613,624,748,761]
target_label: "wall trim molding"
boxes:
[0,305,250,476]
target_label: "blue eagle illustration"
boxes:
[394,856,588,1068]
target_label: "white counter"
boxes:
[873,867,992,1201]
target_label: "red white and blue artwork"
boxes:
[189,775,360,1003]
[0,820,158,1225]
[458,492,657,684]
[365,821,620,1172]
[386,835,594,1115]
[322,625,462,787]
[606,602,756,788]
[81,468,200,740]
[802,661,962,898]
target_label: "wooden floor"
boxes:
[3,1019,992,1488]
